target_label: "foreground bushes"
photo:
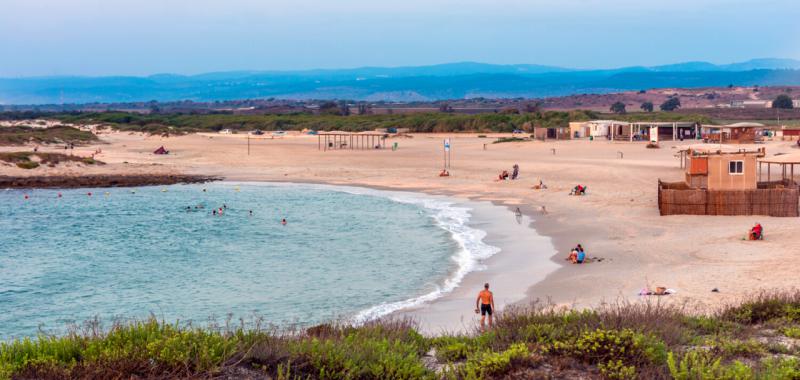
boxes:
[2,292,800,379]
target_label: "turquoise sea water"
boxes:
[0,182,497,339]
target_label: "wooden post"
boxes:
[247,134,250,155]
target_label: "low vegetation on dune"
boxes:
[2,110,713,136]
[52,111,599,134]
[2,292,800,379]
[0,152,102,169]
[50,110,703,135]
[0,126,98,146]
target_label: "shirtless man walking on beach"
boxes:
[475,283,495,332]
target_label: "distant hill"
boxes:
[1,59,800,104]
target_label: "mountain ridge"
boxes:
[1,59,799,104]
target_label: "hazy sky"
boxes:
[1,0,798,77]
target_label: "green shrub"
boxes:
[15,161,39,169]
[548,328,667,366]
[779,326,800,340]
[721,292,800,324]
[760,357,800,379]
[667,351,753,380]
[684,316,739,336]
[432,338,471,362]
[492,137,527,144]
[463,343,530,378]
[598,359,636,380]
[705,337,765,360]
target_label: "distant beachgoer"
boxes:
[213,209,217,215]
[575,244,586,264]
[515,207,522,217]
[571,185,586,195]
[568,249,578,263]
[511,164,519,180]
[281,218,287,225]
[186,206,191,211]
[475,283,495,332]
[750,223,763,240]
[218,207,224,215]
[223,204,227,210]
[249,210,253,216]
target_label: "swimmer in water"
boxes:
[249,210,253,216]
[218,207,224,215]
[223,204,227,210]
[281,218,287,225]
[213,209,217,215]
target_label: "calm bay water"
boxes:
[0,182,497,339]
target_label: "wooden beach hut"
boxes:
[659,146,799,217]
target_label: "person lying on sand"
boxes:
[639,287,676,296]
[475,283,495,332]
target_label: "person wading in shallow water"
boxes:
[475,283,495,332]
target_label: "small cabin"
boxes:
[660,146,798,217]
[684,147,764,190]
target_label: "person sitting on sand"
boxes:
[498,170,509,181]
[511,164,519,180]
[750,223,763,240]
[568,249,578,263]
[439,169,450,177]
[576,249,586,264]
[570,185,586,195]
[532,179,547,190]
[474,283,495,332]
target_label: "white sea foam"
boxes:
[240,182,503,324]
[324,186,501,324]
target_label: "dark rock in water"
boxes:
[0,174,221,189]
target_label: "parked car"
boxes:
[251,129,264,135]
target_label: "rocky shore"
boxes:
[0,174,221,189]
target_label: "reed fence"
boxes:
[658,180,799,217]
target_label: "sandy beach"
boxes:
[4,131,800,333]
